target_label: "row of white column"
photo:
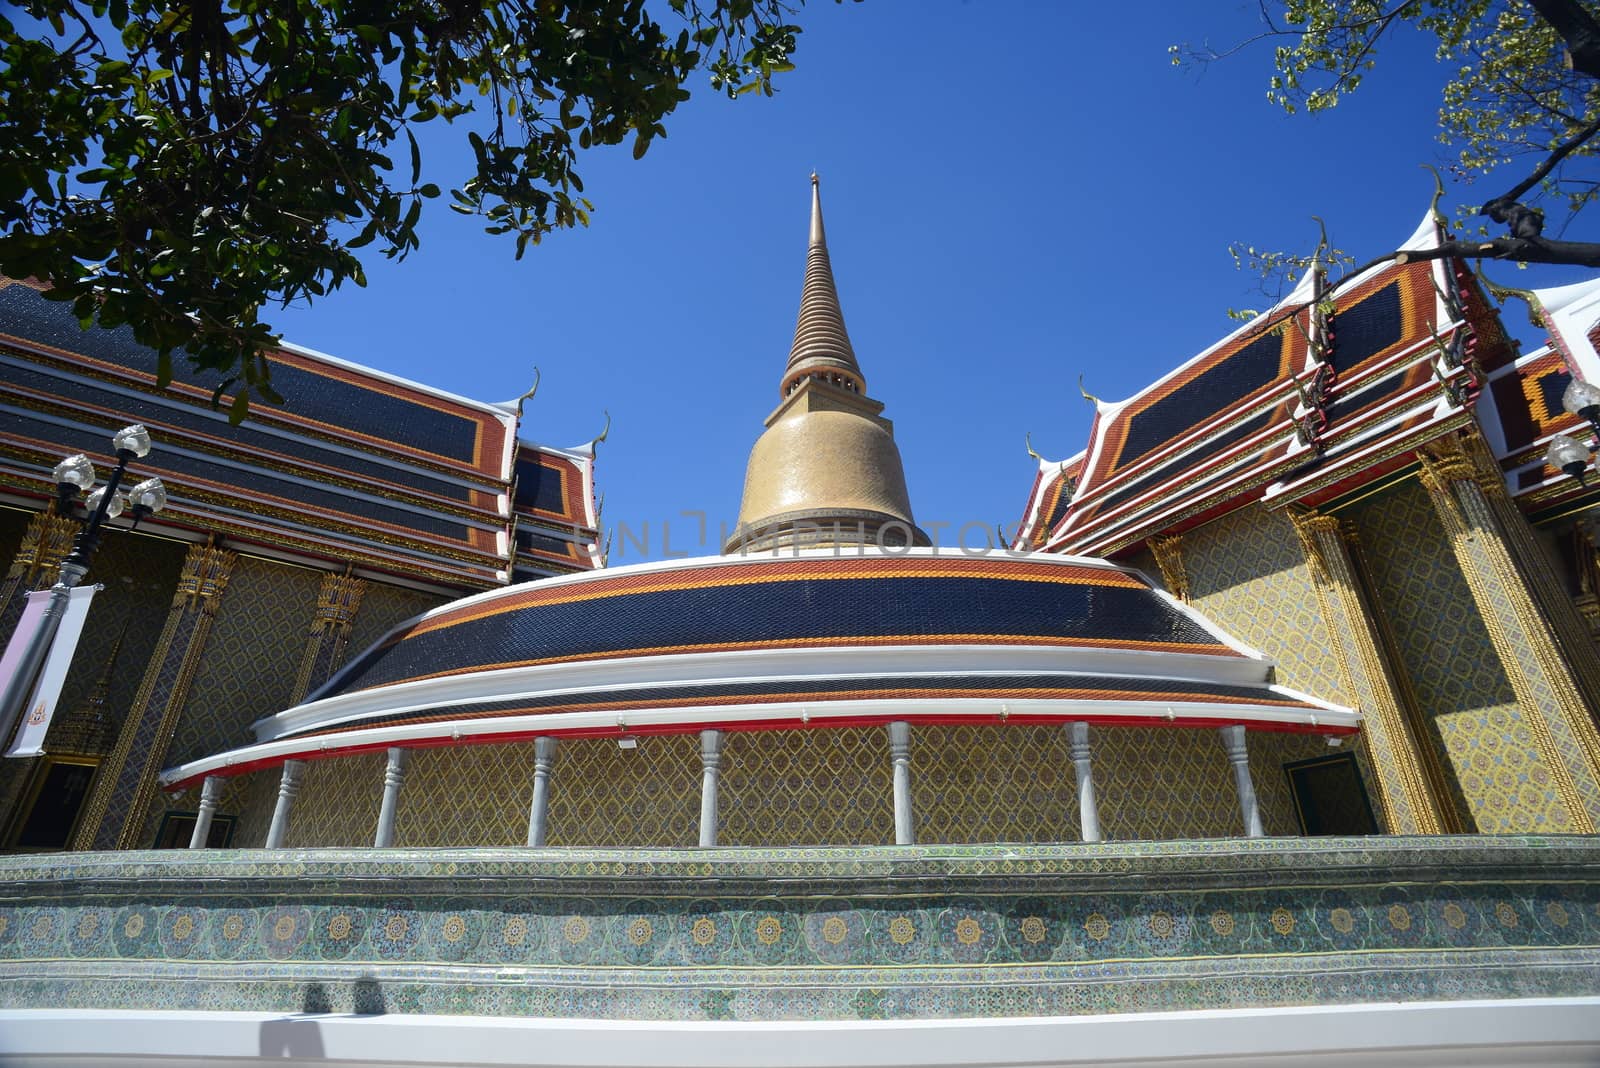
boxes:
[192,722,1266,850]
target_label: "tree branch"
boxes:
[1492,109,1600,206]
[1528,0,1600,79]
[1396,234,1600,268]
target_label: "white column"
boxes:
[264,760,305,849]
[525,737,558,847]
[888,721,915,845]
[699,729,724,847]
[1068,722,1102,843]
[373,748,408,848]
[1220,725,1264,838]
[187,775,223,849]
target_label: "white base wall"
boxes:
[1,998,1598,1068]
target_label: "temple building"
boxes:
[0,280,602,851]
[0,181,1597,1065]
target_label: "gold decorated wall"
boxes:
[261,722,1338,849]
[1347,480,1576,832]
[720,728,893,846]
[141,555,324,846]
[1181,506,1349,706]
[545,734,702,848]
[344,582,445,658]
[911,724,1080,844]
[282,752,386,848]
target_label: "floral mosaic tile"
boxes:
[0,838,1597,1020]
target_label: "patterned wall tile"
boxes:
[912,725,1080,844]
[2,838,1597,1023]
[49,528,188,748]
[721,729,894,847]
[167,557,321,768]
[1094,727,1241,840]
[1183,505,1350,707]
[548,734,700,848]
[398,744,541,848]
[230,769,277,849]
[284,753,386,848]
[133,556,321,848]
[225,722,1338,850]
[1350,481,1573,832]
[343,583,446,666]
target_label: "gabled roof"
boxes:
[510,440,602,579]
[1012,451,1083,550]
[0,277,604,587]
[1040,208,1495,555]
[1480,275,1600,516]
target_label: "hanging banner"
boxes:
[0,592,51,711]
[7,586,98,758]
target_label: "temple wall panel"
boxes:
[720,728,894,847]
[281,752,387,848]
[343,583,447,662]
[912,724,1080,844]
[1349,480,1575,832]
[546,734,700,848]
[1173,506,1389,828]
[395,744,541,847]
[164,556,321,770]
[224,722,1346,851]
[134,555,322,848]
[1180,506,1349,707]
[1094,727,1240,840]
[0,527,185,847]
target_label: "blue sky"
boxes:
[268,1,1566,563]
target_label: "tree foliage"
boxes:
[1177,0,1600,274]
[0,0,827,414]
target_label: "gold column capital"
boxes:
[311,571,366,632]
[1146,534,1189,602]
[6,512,77,587]
[173,545,236,616]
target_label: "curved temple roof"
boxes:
[162,549,1356,790]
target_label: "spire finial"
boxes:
[808,172,826,248]
[784,173,862,394]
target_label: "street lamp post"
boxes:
[0,424,168,751]
[1545,378,1600,485]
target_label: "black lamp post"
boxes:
[1545,379,1600,487]
[0,424,167,751]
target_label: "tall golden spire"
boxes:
[782,174,865,397]
[726,176,925,553]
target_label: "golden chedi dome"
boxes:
[726,176,927,553]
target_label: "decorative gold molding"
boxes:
[1288,509,1450,834]
[72,543,238,851]
[291,571,368,704]
[1146,534,1189,602]
[172,543,236,616]
[0,511,75,599]
[1340,517,1466,834]
[1417,450,1600,832]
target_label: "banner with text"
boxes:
[6,586,98,757]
